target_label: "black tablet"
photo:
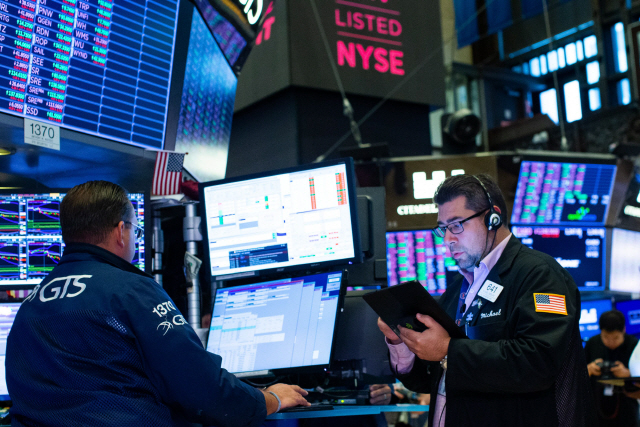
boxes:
[363,281,466,339]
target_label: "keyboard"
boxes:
[279,403,334,412]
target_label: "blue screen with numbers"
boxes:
[0,0,180,149]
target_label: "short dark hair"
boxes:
[60,181,132,245]
[433,173,508,225]
[599,310,625,332]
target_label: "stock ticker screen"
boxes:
[386,230,458,294]
[511,161,616,226]
[0,192,145,286]
[0,0,180,149]
[512,225,606,291]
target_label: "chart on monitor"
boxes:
[0,192,146,286]
[511,160,616,226]
[200,159,361,279]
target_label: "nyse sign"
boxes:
[385,156,499,231]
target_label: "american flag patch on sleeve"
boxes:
[534,293,567,315]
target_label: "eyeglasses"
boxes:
[123,221,143,240]
[432,210,487,238]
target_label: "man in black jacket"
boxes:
[6,180,309,427]
[378,174,593,427]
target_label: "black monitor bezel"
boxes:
[206,269,346,377]
[198,158,363,282]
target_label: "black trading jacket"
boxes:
[397,235,595,427]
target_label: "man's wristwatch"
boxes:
[440,355,448,371]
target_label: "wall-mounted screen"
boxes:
[386,230,458,294]
[206,271,343,376]
[615,300,640,336]
[174,7,237,182]
[0,0,180,149]
[511,160,616,226]
[0,191,146,286]
[609,228,640,293]
[579,298,612,342]
[199,158,361,280]
[0,302,21,401]
[512,226,607,291]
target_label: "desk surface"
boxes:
[267,404,429,419]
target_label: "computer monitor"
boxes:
[345,187,387,290]
[579,299,612,342]
[609,228,640,293]
[199,158,362,281]
[615,300,640,336]
[0,302,21,401]
[511,159,616,226]
[332,291,394,382]
[0,191,146,287]
[512,226,607,291]
[386,229,458,294]
[0,1,181,150]
[206,271,343,376]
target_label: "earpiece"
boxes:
[472,176,502,231]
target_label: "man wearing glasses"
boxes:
[6,180,309,427]
[378,174,593,427]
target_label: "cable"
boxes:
[541,0,568,151]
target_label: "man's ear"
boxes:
[114,220,125,249]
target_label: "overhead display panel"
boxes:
[511,160,616,226]
[0,0,180,149]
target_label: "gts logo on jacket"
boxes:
[24,275,92,303]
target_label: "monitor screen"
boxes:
[173,6,237,183]
[511,160,616,226]
[579,299,612,342]
[0,0,180,149]
[206,271,343,375]
[199,159,361,280]
[609,228,640,293]
[0,302,21,401]
[0,192,146,286]
[386,230,458,294]
[512,226,607,291]
[615,300,640,336]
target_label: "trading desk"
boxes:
[267,404,429,420]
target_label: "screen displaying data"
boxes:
[0,192,145,285]
[609,228,640,293]
[174,7,237,182]
[0,0,180,149]
[191,0,247,67]
[579,299,612,342]
[511,160,616,226]
[512,226,607,291]
[386,230,458,294]
[201,160,359,278]
[0,302,21,400]
[615,300,640,336]
[207,271,342,374]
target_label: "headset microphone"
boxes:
[472,176,502,231]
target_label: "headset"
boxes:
[472,175,502,231]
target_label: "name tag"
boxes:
[478,280,503,303]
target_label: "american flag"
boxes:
[153,151,185,196]
[534,293,567,315]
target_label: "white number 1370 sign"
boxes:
[24,118,60,151]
